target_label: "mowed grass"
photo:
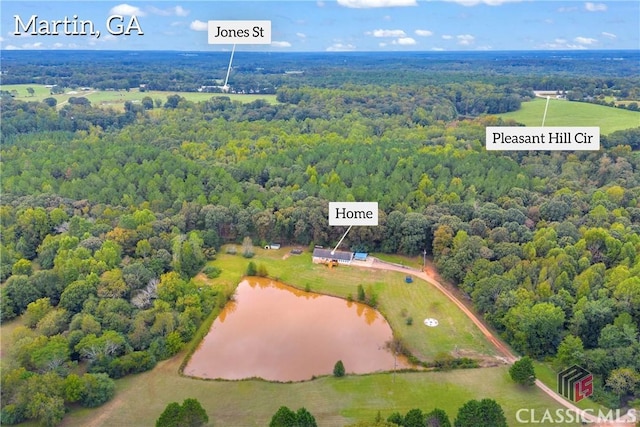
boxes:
[0,84,277,111]
[497,97,640,135]
[196,247,495,360]
[61,355,583,427]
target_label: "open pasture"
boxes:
[497,97,640,135]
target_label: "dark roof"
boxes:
[312,248,353,261]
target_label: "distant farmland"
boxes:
[497,97,640,135]
[0,84,278,111]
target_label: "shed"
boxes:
[353,252,368,261]
[264,243,281,250]
[312,248,353,265]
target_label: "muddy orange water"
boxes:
[184,278,409,382]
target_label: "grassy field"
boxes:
[497,97,640,135]
[60,356,585,427]
[198,247,496,361]
[0,84,278,111]
[1,248,605,426]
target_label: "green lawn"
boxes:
[370,252,424,270]
[0,84,277,111]
[197,247,495,361]
[61,354,583,427]
[0,317,24,370]
[497,97,640,135]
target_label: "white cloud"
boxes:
[326,42,356,51]
[415,29,433,37]
[392,37,416,45]
[272,41,292,47]
[148,5,189,16]
[557,6,578,12]
[317,1,326,6]
[539,38,588,49]
[585,2,607,12]
[441,34,453,40]
[383,15,392,21]
[575,36,597,45]
[431,47,445,51]
[174,6,189,17]
[190,20,208,31]
[369,29,406,37]
[379,42,388,47]
[337,0,417,8]
[109,4,146,16]
[4,45,19,50]
[457,34,475,45]
[441,0,522,6]
[53,42,64,48]
[19,42,44,49]
[0,36,4,42]
[296,32,306,38]
[601,32,617,39]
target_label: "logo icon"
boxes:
[558,365,593,402]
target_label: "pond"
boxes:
[184,277,409,382]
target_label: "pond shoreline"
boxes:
[182,277,411,382]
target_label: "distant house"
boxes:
[353,252,368,261]
[264,243,281,250]
[312,248,353,265]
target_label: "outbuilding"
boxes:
[353,252,368,261]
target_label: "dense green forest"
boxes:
[1,51,639,425]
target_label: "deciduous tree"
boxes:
[509,356,536,386]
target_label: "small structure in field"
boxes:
[264,243,281,250]
[424,318,439,327]
[290,248,303,255]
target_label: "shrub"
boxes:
[256,263,268,277]
[509,356,536,386]
[0,404,26,425]
[80,373,115,407]
[202,265,221,279]
[242,237,254,258]
[333,360,346,377]
[246,261,257,276]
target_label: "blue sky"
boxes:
[1,1,638,51]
